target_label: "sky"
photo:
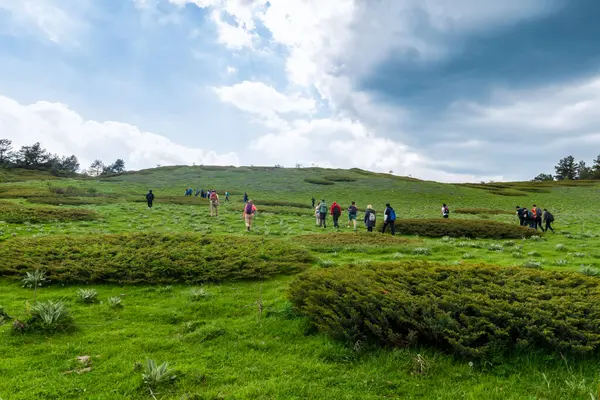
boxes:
[0,0,599,182]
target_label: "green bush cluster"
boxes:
[0,202,98,224]
[47,185,98,197]
[304,178,335,185]
[454,208,513,215]
[295,232,416,250]
[376,218,539,239]
[289,261,600,359]
[0,233,314,284]
[323,175,357,182]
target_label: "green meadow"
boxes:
[1,166,600,399]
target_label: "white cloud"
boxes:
[226,66,237,74]
[0,95,239,170]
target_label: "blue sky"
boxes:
[0,0,599,182]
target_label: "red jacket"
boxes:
[330,202,341,216]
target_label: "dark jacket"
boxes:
[146,192,154,201]
[364,209,376,227]
[543,211,554,222]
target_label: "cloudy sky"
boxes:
[0,0,599,182]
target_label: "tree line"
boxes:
[533,155,600,181]
[0,139,125,177]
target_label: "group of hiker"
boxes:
[184,187,231,202]
[516,205,555,232]
[313,198,399,235]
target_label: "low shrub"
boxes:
[323,175,357,182]
[454,208,513,215]
[304,178,335,186]
[27,197,116,206]
[16,300,74,333]
[377,219,540,239]
[254,200,310,208]
[188,287,211,301]
[108,296,123,308]
[77,289,98,304]
[0,233,313,284]
[289,262,600,360]
[491,189,528,197]
[0,202,98,224]
[295,232,416,251]
[47,185,98,197]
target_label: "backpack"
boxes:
[245,202,253,214]
[388,208,396,221]
[527,211,533,220]
[319,203,327,213]
[547,212,554,222]
[348,205,357,215]
[443,206,449,215]
[333,205,341,216]
[210,192,218,201]
[368,212,376,222]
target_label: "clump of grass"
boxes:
[529,235,543,242]
[523,261,542,269]
[107,296,123,308]
[528,251,541,257]
[556,244,567,252]
[412,248,431,256]
[503,240,516,247]
[462,253,474,259]
[512,251,524,259]
[77,289,98,304]
[392,253,404,259]
[23,300,73,333]
[487,243,503,252]
[0,306,12,325]
[572,252,586,258]
[580,266,600,277]
[556,259,568,266]
[318,259,336,268]
[142,359,175,390]
[188,288,211,301]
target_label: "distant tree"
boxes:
[576,160,594,180]
[295,163,303,168]
[87,159,105,177]
[554,155,577,180]
[533,173,554,182]
[0,139,13,165]
[274,164,283,168]
[592,155,600,179]
[54,155,80,174]
[102,159,125,175]
[15,142,51,168]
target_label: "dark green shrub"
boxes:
[454,208,513,215]
[304,178,334,186]
[376,219,539,239]
[323,175,357,182]
[0,202,98,223]
[289,262,600,359]
[15,300,74,333]
[0,233,314,284]
[295,233,417,250]
[491,189,527,197]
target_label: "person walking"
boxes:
[146,190,155,209]
[243,200,257,231]
[315,205,320,226]
[330,201,342,229]
[543,209,555,232]
[243,193,249,203]
[533,204,543,230]
[347,201,358,230]
[382,203,396,235]
[516,206,525,226]
[364,204,376,232]
[225,191,230,202]
[209,190,220,217]
[318,199,328,228]
[311,197,316,208]
[441,203,449,218]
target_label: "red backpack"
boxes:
[210,192,218,201]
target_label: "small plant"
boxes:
[556,259,568,266]
[487,243,503,252]
[411,354,429,376]
[580,266,600,277]
[77,289,98,304]
[392,252,404,259]
[523,261,542,269]
[142,359,175,389]
[188,288,211,302]
[511,251,524,259]
[462,253,474,259]
[527,251,541,257]
[0,306,12,325]
[529,235,543,242]
[503,240,516,247]
[107,296,123,308]
[28,300,72,331]
[555,244,567,252]
[318,259,336,268]
[572,252,586,258]
[412,248,431,256]
[21,269,48,302]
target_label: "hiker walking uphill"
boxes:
[382,203,396,235]
[516,206,526,226]
[318,200,328,228]
[243,200,257,231]
[146,190,154,209]
[243,193,249,203]
[364,205,376,232]
[533,204,543,230]
[312,197,316,208]
[347,201,358,231]
[209,191,220,217]
[442,204,450,218]
[225,192,230,202]
[543,209,555,232]
[330,201,342,229]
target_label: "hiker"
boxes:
[516,206,525,226]
[311,197,316,208]
[543,209,555,232]
[382,203,396,235]
[200,189,205,199]
[195,189,201,197]
[521,207,534,228]
[318,199,328,228]
[315,205,320,226]
[347,201,358,230]
[209,190,220,216]
[330,201,342,229]
[225,191,230,202]
[364,205,376,232]
[243,200,257,231]
[442,203,449,218]
[533,204,543,230]
[146,190,154,209]
[243,193,249,203]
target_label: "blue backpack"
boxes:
[388,208,396,221]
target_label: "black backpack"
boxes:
[546,212,554,222]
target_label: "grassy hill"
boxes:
[1,166,600,399]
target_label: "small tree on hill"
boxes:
[576,160,594,180]
[15,142,51,168]
[102,159,126,175]
[592,155,600,179]
[533,173,554,182]
[87,159,105,177]
[554,155,576,180]
[0,139,13,165]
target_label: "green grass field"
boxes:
[1,166,600,399]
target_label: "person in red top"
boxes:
[242,200,257,231]
[330,201,342,229]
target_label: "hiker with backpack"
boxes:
[533,204,543,230]
[543,209,555,232]
[243,200,257,231]
[243,193,249,203]
[364,205,376,232]
[146,190,154,209]
[225,191,230,202]
[330,201,342,229]
[318,200,328,228]
[516,206,526,226]
[312,197,316,208]
[209,191,220,216]
[521,207,534,228]
[315,205,320,226]
[382,203,396,235]
[442,203,450,218]
[347,201,358,230]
